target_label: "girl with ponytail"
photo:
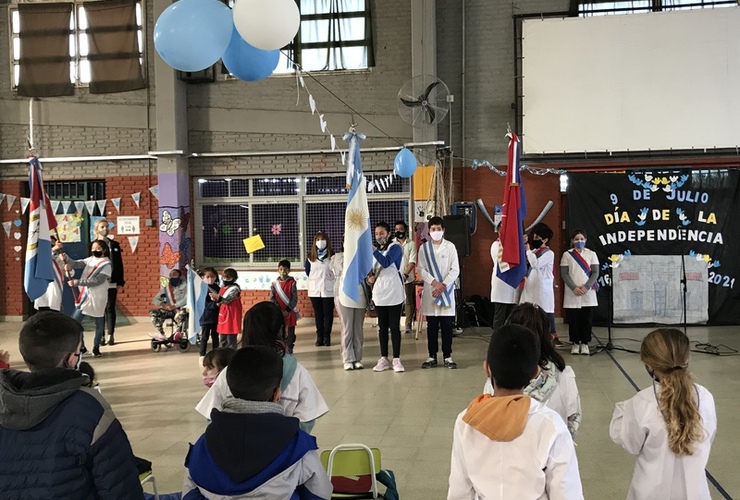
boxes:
[610,329,716,499]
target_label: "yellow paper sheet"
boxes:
[243,235,265,253]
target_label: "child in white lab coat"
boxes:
[610,328,716,500]
[448,324,583,500]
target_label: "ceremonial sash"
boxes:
[51,257,64,291]
[164,284,183,309]
[525,246,551,279]
[567,250,599,292]
[422,241,453,308]
[75,259,111,306]
[271,280,300,319]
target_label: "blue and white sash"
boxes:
[422,241,453,308]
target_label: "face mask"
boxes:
[395,231,406,240]
[315,240,327,250]
[574,240,586,249]
[204,277,216,285]
[222,279,234,287]
[169,277,181,286]
[430,230,444,242]
[530,239,543,249]
[97,227,108,237]
[91,251,103,258]
[203,376,217,388]
[376,237,387,247]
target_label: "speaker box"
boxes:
[443,214,471,257]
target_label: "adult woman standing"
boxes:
[369,222,406,373]
[560,229,599,355]
[65,239,113,357]
[305,231,335,346]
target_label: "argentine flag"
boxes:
[24,157,57,302]
[342,131,374,303]
[186,265,209,344]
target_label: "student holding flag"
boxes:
[560,229,599,355]
[417,216,460,369]
[33,235,66,312]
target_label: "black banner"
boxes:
[567,170,740,325]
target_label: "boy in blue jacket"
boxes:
[183,346,332,499]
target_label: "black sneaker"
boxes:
[80,346,88,354]
[444,357,458,369]
[99,339,107,346]
[108,337,116,346]
[421,357,438,369]
[92,347,102,358]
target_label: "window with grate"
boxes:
[195,173,410,267]
[10,1,144,88]
[577,0,735,16]
[44,180,106,207]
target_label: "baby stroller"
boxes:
[150,308,190,353]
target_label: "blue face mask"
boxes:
[169,278,181,286]
[574,241,586,249]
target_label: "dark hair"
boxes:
[530,223,553,242]
[278,260,291,270]
[241,301,287,354]
[89,239,110,258]
[487,324,540,390]
[203,347,235,372]
[169,269,182,278]
[223,268,238,281]
[507,303,565,372]
[200,267,218,277]
[394,221,409,232]
[79,361,96,387]
[19,312,83,371]
[226,346,283,402]
[428,216,445,229]
[374,222,391,233]
[307,231,335,262]
[570,229,587,240]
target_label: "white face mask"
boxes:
[316,240,327,250]
[430,230,444,242]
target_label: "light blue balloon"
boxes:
[222,28,280,82]
[394,148,418,178]
[154,0,233,72]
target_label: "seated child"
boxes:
[448,324,583,499]
[184,346,332,499]
[196,302,328,433]
[202,347,235,388]
[198,267,221,365]
[610,328,716,500]
[150,269,187,339]
[212,268,242,349]
[483,303,581,439]
[269,260,299,353]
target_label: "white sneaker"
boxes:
[373,357,391,372]
[581,344,590,355]
[571,343,581,355]
[353,361,364,370]
[392,358,405,373]
[343,362,354,371]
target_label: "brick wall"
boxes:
[0,180,26,317]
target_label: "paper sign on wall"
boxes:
[117,216,140,235]
[243,235,265,253]
[55,214,82,242]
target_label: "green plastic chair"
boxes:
[320,444,382,499]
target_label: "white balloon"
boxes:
[233,0,301,51]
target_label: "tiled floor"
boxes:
[1,318,738,499]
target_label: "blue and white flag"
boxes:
[186,265,208,344]
[24,157,57,302]
[341,131,374,303]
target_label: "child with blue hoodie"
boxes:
[183,346,332,499]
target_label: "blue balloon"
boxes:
[221,28,280,82]
[394,148,418,178]
[154,0,233,72]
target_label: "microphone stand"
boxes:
[680,253,688,336]
[592,266,639,355]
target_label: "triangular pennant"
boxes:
[51,200,60,214]
[340,151,346,165]
[74,201,85,214]
[128,236,139,253]
[96,199,106,215]
[84,200,96,215]
[132,192,141,208]
[19,197,31,214]
[2,221,11,238]
[309,94,316,115]
[299,74,305,88]
[330,134,336,151]
[6,194,17,210]
[61,200,71,214]
[112,197,121,213]
[148,185,159,200]
[0,194,5,207]
[319,114,327,133]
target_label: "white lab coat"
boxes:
[520,247,555,313]
[560,248,599,309]
[610,383,716,500]
[68,256,112,317]
[417,239,460,317]
[33,253,65,311]
[372,241,405,307]
[489,241,519,304]
[196,361,329,425]
[448,398,584,500]
[307,257,334,298]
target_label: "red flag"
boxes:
[499,133,523,264]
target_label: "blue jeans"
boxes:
[72,308,105,348]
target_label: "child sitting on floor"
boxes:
[201,347,235,388]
